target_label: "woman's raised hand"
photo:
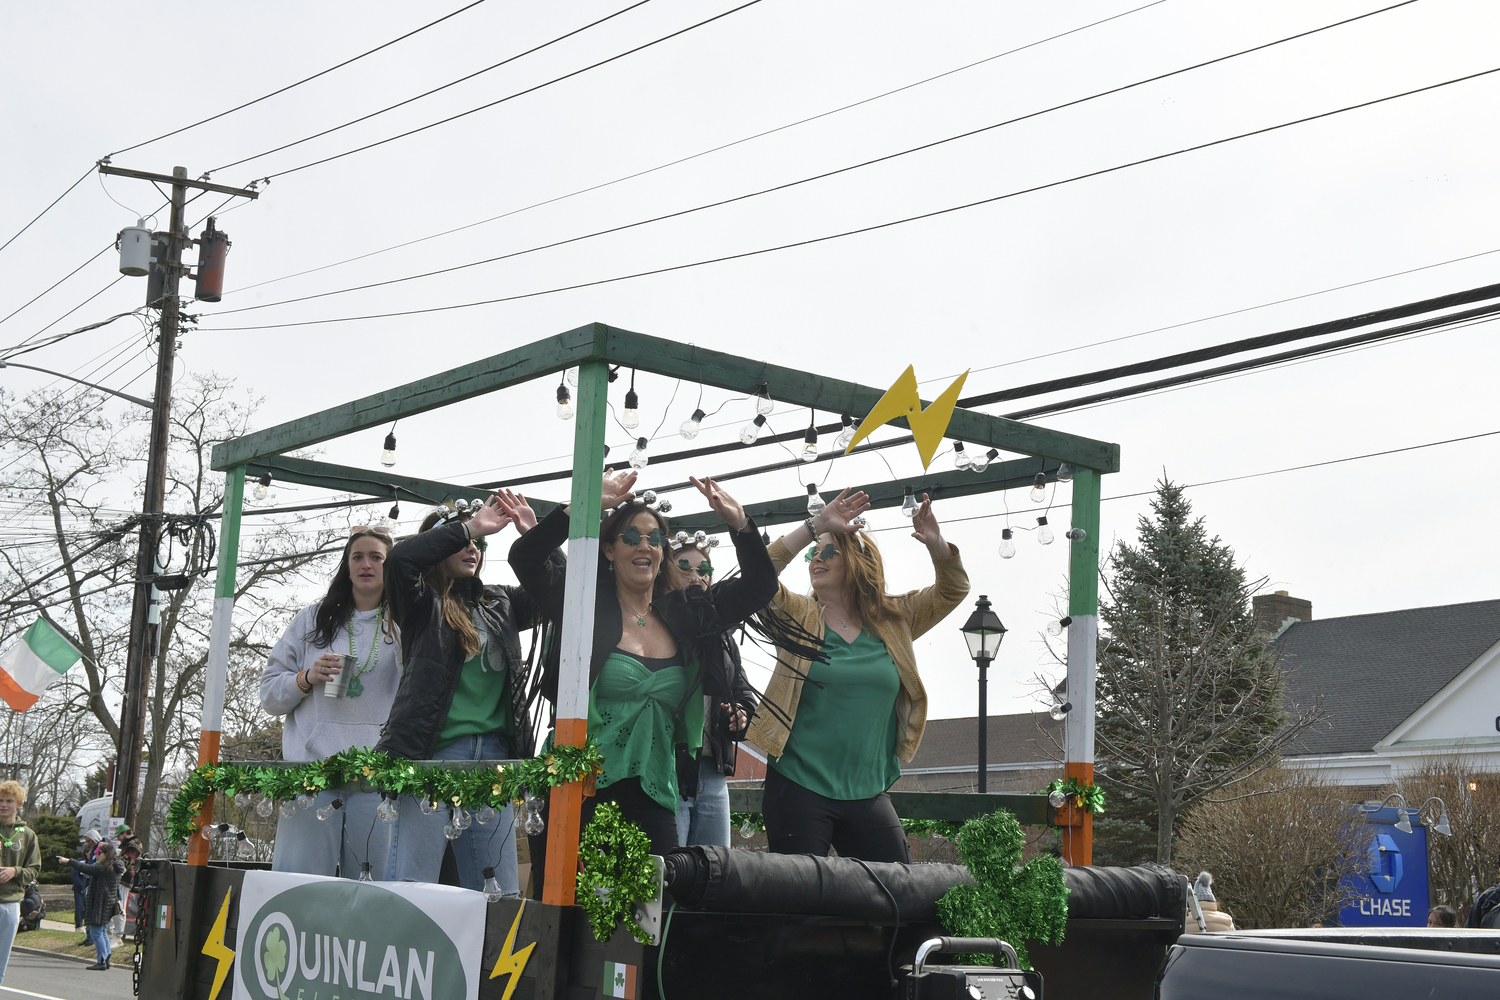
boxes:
[910,493,949,555]
[690,476,747,531]
[601,468,638,509]
[493,489,537,534]
[466,495,512,537]
[813,488,872,535]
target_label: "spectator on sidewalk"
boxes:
[59,840,123,972]
[0,781,42,986]
[19,883,43,932]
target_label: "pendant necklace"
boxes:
[622,600,652,627]
[345,607,383,697]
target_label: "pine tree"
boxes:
[1094,479,1321,864]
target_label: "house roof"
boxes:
[905,712,1062,770]
[1276,598,1500,756]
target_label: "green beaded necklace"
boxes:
[344,607,384,698]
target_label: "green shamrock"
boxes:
[263,925,288,989]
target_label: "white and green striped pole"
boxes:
[543,362,608,905]
[188,465,244,866]
[1063,466,1101,865]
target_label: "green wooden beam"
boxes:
[728,788,1051,826]
[666,455,1063,532]
[245,455,562,516]
[211,324,610,470]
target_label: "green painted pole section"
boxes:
[215,467,245,600]
[1067,467,1101,617]
[567,362,609,540]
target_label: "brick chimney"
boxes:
[1254,590,1311,637]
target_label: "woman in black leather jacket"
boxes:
[376,494,560,895]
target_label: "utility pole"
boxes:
[97,164,257,835]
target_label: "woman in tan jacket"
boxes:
[745,489,969,861]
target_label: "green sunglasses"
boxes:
[620,525,666,548]
[677,558,713,578]
[804,543,838,563]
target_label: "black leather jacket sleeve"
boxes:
[507,506,571,626]
[384,522,473,643]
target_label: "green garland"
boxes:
[1044,777,1105,814]
[935,809,1069,970]
[901,818,961,839]
[729,811,765,835]
[575,801,657,945]
[166,742,604,845]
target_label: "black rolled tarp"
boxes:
[1063,862,1182,920]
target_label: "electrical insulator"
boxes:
[193,218,231,302]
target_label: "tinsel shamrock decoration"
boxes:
[575,801,657,945]
[166,742,604,844]
[1044,777,1105,814]
[935,809,1068,969]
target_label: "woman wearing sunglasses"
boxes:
[260,524,401,877]
[504,472,777,863]
[374,493,555,894]
[669,535,758,847]
[745,489,970,862]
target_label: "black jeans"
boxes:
[762,767,910,863]
[527,776,680,899]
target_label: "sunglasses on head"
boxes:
[677,558,713,578]
[620,525,666,548]
[805,543,839,563]
[350,525,392,537]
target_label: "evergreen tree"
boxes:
[1094,479,1321,864]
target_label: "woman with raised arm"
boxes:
[260,525,401,878]
[745,490,970,862]
[504,471,778,858]
[374,494,557,895]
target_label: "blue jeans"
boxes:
[86,922,111,965]
[273,789,391,879]
[73,887,85,928]
[387,732,519,894]
[0,901,17,982]
[675,755,731,847]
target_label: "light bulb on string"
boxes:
[381,431,397,468]
[621,370,640,429]
[755,383,774,415]
[739,414,766,445]
[452,806,471,831]
[998,528,1016,559]
[376,793,399,824]
[278,800,295,820]
[1047,615,1072,637]
[253,472,272,502]
[679,408,705,439]
[800,423,819,463]
[901,486,918,518]
[555,382,574,420]
[1030,473,1047,503]
[628,437,649,470]
[806,484,825,517]
[418,795,438,816]
[234,791,250,809]
[1048,788,1067,808]
[1049,701,1073,722]
[296,792,314,810]
[475,804,497,826]
[255,796,275,818]
[236,832,256,859]
[1036,516,1054,545]
[970,449,998,474]
[316,797,344,822]
[1057,463,1073,483]
[953,442,971,470]
[482,867,505,902]
[383,502,400,529]
[443,821,461,840]
[835,413,855,450]
[358,862,374,883]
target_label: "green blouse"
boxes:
[771,627,902,800]
[589,651,704,813]
[436,628,512,751]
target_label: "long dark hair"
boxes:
[306,527,395,648]
[599,503,674,598]
[417,508,484,658]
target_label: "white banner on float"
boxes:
[232,871,486,1000]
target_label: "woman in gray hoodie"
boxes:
[259,525,402,878]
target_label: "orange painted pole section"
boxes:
[1062,761,1094,867]
[542,718,589,905]
[186,730,222,866]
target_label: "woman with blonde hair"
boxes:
[746,489,969,862]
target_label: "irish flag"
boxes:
[0,619,82,711]
[602,961,636,999]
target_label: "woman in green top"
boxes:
[746,490,970,862]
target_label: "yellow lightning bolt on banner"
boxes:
[201,886,236,1000]
[489,900,538,1000]
[844,365,970,469]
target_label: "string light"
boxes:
[755,382,774,416]
[1030,473,1047,503]
[622,370,640,430]
[382,501,400,529]
[806,484,825,516]
[381,427,397,468]
[628,437,649,470]
[315,797,345,821]
[1057,463,1073,483]
[901,485,918,518]
[1047,615,1072,636]
[252,472,272,501]
[739,413,766,445]
[1036,516,1054,545]
[970,448,998,474]
[358,862,374,882]
[800,413,819,462]
[835,413,855,450]
[1049,701,1073,722]
[998,528,1016,559]
[555,379,574,420]
[680,407,705,439]
[1064,527,1087,542]
[482,867,505,902]
[953,442,971,469]
[376,792,399,823]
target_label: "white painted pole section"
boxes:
[200,595,233,732]
[555,536,599,721]
[1065,614,1098,764]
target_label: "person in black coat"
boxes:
[375,496,561,894]
[60,841,123,971]
[505,472,779,877]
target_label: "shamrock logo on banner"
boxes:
[263,925,289,996]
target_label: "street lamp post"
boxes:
[0,359,154,409]
[960,595,1007,793]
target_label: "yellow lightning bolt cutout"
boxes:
[844,366,970,470]
[201,886,236,1000]
[489,899,537,1000]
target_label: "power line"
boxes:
[107,0,494,160]
[0,166,94,257]
[207,0,656,175]
[200,60,1500,333]
[254,0,766,181]
[223,0,1167,299]
[208,0,1420,320]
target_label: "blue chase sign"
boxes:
[1339,806,1429,927]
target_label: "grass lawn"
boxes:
[13,928,103,962]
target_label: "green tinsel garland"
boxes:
[729,811,765,835]
[1044,777,1105,814]
[576,801,657,945]
[166,742,604,845]
[900,818,961,839]
[935,810,1069,970]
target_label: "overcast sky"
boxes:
[4,0,1498,723]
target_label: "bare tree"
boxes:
[1392,759,1500,920]
[1174,768,1373,928]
